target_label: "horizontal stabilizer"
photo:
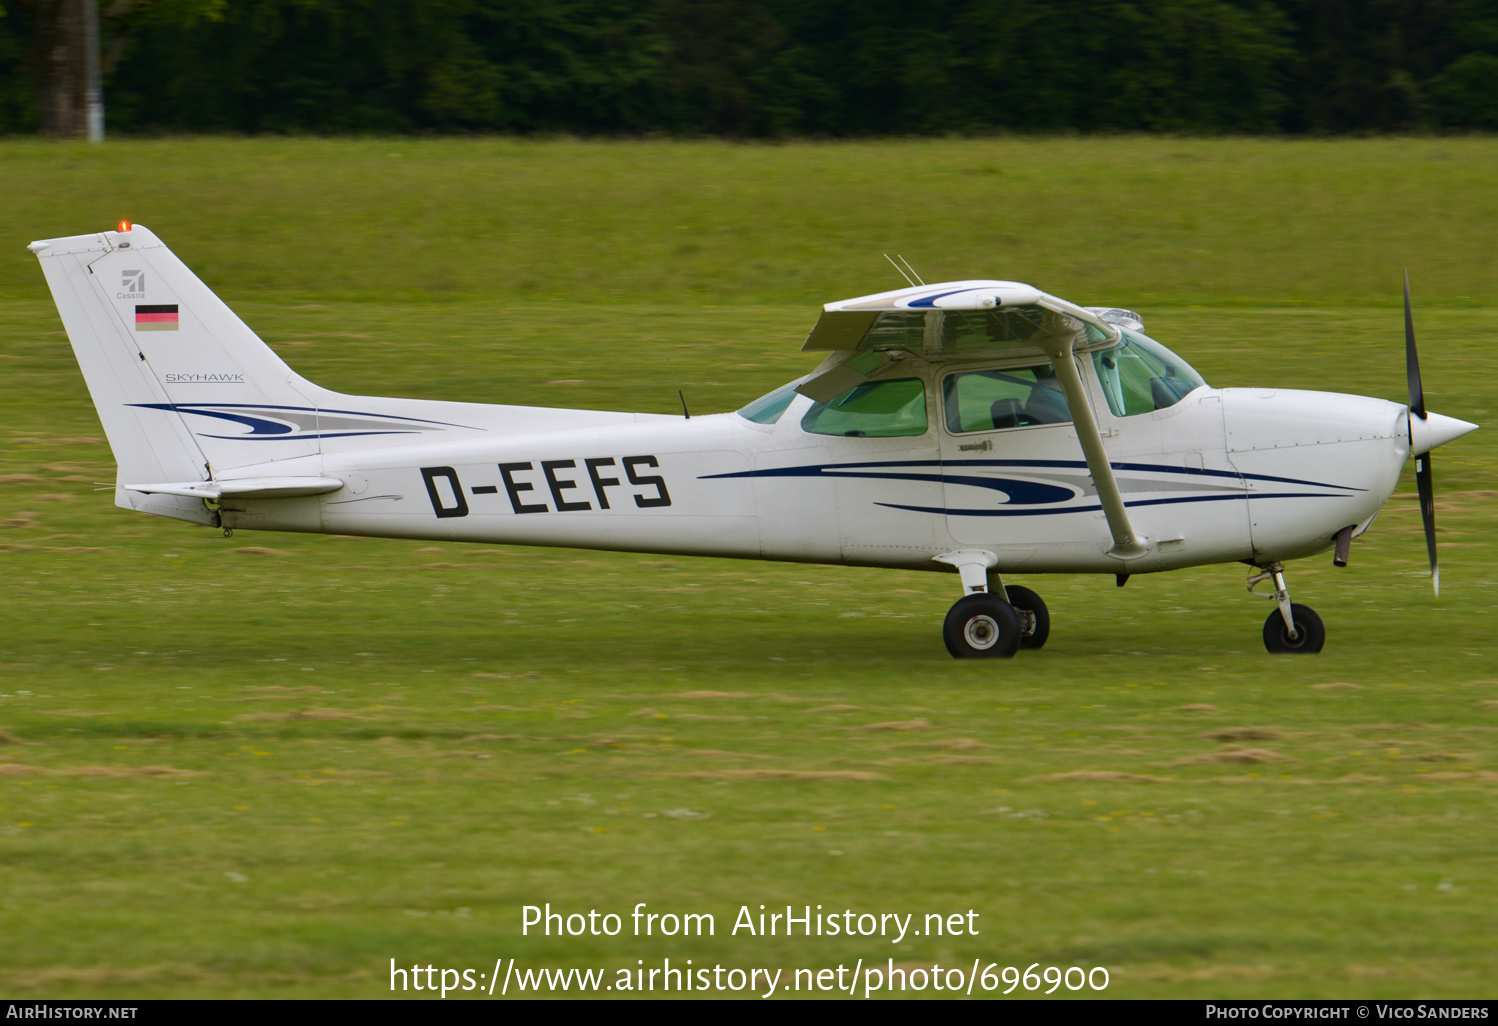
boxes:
[125,477,345,500]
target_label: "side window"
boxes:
[942,364,1071,434]
[801,378,928,438]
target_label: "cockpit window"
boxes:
[942,363,1071,433]
[801,378,928,437]
[737,379,803,424]
[1090,329,1207,417]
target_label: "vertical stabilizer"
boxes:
[30,224,323,523]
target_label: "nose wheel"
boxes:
[1249,563,1325,654]
[1262,603,1325,653]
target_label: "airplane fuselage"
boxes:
[207,381,1408,577]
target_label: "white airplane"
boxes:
[30,223,1477,658]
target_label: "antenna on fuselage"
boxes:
[897,254,926,286]
[660,346,691,419]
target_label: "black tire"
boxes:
[943,594,1023,659]
[1262,604,1326,654]
[1003,585,1050,650]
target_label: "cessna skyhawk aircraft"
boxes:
[30,223,1477,657]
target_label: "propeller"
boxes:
[1404,270,1440,596]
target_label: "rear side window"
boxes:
[802,378,928,437]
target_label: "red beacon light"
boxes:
[117,220,132,233]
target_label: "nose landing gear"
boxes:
[1249,563,1325,654]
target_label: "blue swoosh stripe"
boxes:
[905,289,974,308]
[199,431,422,441]
[941,475,1075,504]
[702,459,1363,494]
[134,405,294,435]
[128,402,471,429]
[879,491,1338,517]
[703,465,1077,504]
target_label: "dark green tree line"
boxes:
[1,0,1495,136]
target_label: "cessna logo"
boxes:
[118,269,146,299]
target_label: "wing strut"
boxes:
[1042,336,1150,560]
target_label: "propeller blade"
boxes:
[1402,272,1438,593]
[1415,449,1439,595]
[1405,270,1438,594]
[1405,269,1426,420]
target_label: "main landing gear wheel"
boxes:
[943,594,1023,659]
[1262,604,1325,654]
[1002,585,1050,650]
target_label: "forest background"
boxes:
[2,0,1498,138]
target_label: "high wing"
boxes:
[798,281,1149,559]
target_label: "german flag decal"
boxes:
[135,304,179,331]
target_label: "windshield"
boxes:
[1090,329,1207,417]
[737,379,804,424]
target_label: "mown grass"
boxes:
[0,138,1495,999]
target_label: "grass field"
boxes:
[1,138,1495,999]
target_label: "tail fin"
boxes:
[32,223,659,526]
[30,223,323,522]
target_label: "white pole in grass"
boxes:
[84,0,104,142]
